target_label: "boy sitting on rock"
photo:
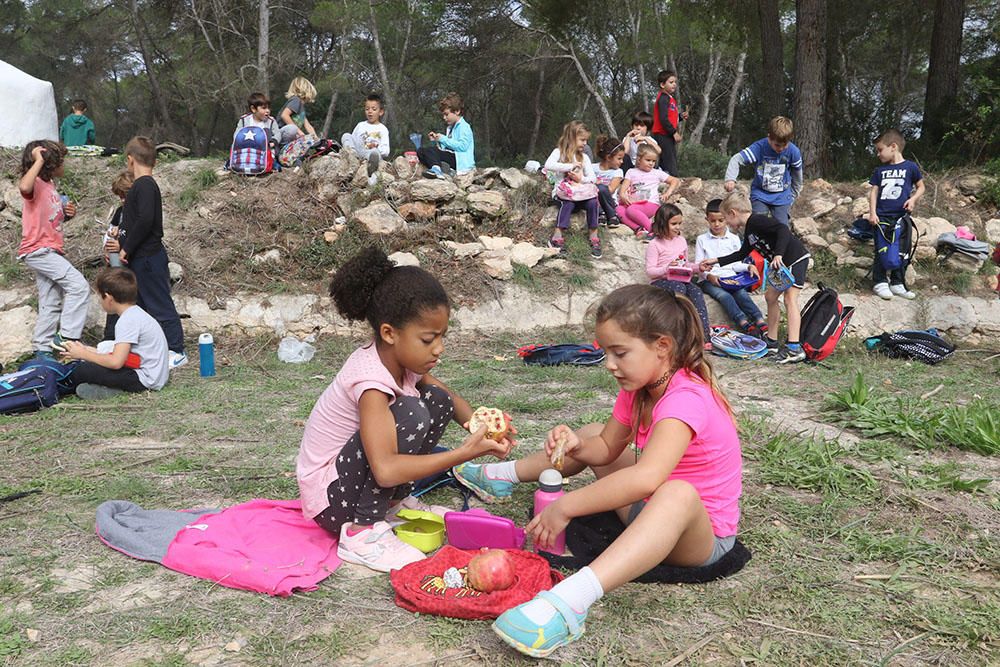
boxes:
[61,268,169,400]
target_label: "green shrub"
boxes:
[677,142,729,179]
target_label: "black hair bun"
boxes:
[329,247,396,321]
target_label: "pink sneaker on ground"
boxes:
[337,521,425,572]
[385,495,452,527]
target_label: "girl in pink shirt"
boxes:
[297,247,515,573]
[457,285,741,658]
[615,144,679,237]
[645,204,712,342]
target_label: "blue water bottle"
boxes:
[198,333,216,377]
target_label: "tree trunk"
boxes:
[689,47,722,146]
[719,50,747,153]
[321,90,339,138]
[257,0,269,94]
[793,0,827,177]
[527,66,545,158]
[368,0,396,127]
[129,0,173,136]
[922,0,965,145]
[565,44,616,136]
[757,0,785,119]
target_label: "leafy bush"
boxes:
[677,142,729,179]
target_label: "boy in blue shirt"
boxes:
[724,116,803,227]
[868,129,924,300]
[419,92,474,179]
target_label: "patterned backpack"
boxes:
[228,126,274,175]
[278,135,318,167]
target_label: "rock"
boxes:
[481,249,513,279]
[388,251,420,267]
[509,242,552,268]
[385,180,411,204]
[26,628,39,643]
[398,201,437,222]
[3,185,22,215]
[439,196,468,214]
[251,249,281,265]
[467,184,486,194]
[168,261,184,283]
[411,179,459,202]
[905,264,918,285]
[803,233,829,249]
[323,229,339,244]
[942,252,984,273]
[0,305,34,362]
[791,216,820,237]
[851,197,870,218]
[956,174,983,196]
[441,241,484,258]
[985,218,1000,244]
[197,205,211,219]
[478,235,514,251]
[473,167,500,185]
[393,156,414,179]
[350,200,406,235]
[837,196,853,205]
[467,191,508,218]
[438,213,473,228]
[913,216,957,260]
[499,168,532,189]
[538,206,559,228]
[309,153,357,185]
[684,177,703,193]
[352,164,369,188]
[808,197,838,218]
[809,178,834,193]
[828,242,848,257]
[546,258,571,273]
[926,296,979,338]
[844,255,873,268]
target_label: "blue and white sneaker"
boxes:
[493,591,588,658]
[452,463,513,503]
[169,351,189,370]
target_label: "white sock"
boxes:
[520,566,604,625]
[482,461,519,484]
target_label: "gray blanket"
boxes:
[95,500,217,563]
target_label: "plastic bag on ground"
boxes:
[277,335,316,363]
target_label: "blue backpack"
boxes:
[517,342,605,366]
[19,356,78,396]
[710,329,768,360]
[874,214,917,271]
[0,367,60,415]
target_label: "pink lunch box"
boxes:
[666,263,696,282]
[444,509,526,550]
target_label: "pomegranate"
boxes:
[466,548,515,592]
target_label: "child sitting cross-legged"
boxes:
[646,204,712,344]
[695,198,767,337]
[453,284,742,658]
[297,247,515,573]
[61,268,169,400]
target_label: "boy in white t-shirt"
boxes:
[695,199,767,337]
[341,93,391,177]
[61,268,170,400]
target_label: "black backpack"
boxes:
[863,329,955,365]
[799,283,855,361]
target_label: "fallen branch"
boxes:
[745,618,864,645]
[919,383,944,400]
[664,634,715,666]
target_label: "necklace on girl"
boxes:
[647,368,672,390]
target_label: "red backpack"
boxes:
[799,283,855,361]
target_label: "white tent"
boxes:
[0,59,59,147]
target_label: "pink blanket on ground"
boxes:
[161,499,340,596]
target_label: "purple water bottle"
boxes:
[533,468,566,555]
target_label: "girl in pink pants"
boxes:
[616,144,679,237]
